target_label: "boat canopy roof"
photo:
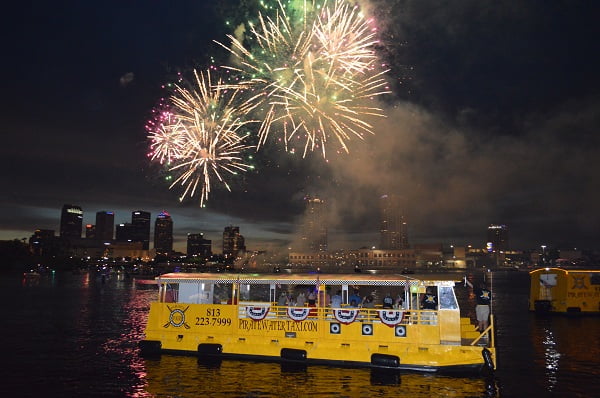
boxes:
[155,272,460,287]
[529,267,600,276]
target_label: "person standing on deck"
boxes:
[421,287,438,310]
[466,279,492,332]
[394,291,405,309]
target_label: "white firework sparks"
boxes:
[216,0,390,158]
[150,69,257,207]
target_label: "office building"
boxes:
[115,223,135,242]
[95,211,115,241]
[85,224,96,239]
[380,194,409,250]
[301,196,328,252]
[223,226,245,260]
[60,204,83,238]
[29,229,58,257]
[487,224,509,252]
[154,211,173,254]
[187,233,212,258]
[132,210,151,250]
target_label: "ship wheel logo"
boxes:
[571,275,587,290]
[164,305,191,329]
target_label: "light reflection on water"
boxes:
[542,327,560,391]
[2,270,600,397]
[141,356,496,397]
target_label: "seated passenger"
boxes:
[307,290,316,306]
[277,292,288,306]
[349,289,361,307]
[382,293,394,309]
[331,290,342,308]
[296,292,306,307]
[362,295,375,308]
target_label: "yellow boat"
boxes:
[139,272,496,374]
[529,267,600,314]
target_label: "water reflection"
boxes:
[4,270,600,397]
[542,327,560,392]
[142,356,497,397]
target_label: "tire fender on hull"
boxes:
[281,348,307,362]
[198,343,223,357]
[482,348,494,372]
[139,340,162,357]
[371,353,400,368]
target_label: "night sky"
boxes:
[2,0,599,252]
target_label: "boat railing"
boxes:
[236,303,438,326]
[469,314,495,347]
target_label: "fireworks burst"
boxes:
[217,0,390,158]
[148,69,257,207]
[147,111,185,165]
[147,0,391,206]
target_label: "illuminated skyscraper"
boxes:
[85,224,96,239]
[380,194,408,250]
[222,226,245,261]
[154,211,173,254]
[188,233,212,258]
[487,224,509,252]
[301,196,328,252]
[29,229,57,257]
[60,204,83,238]
[95,211,114,241]
[116,223,135,242]
[132,210,151,250]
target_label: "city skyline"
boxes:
[2,1,599,252]
[9,202,582,255]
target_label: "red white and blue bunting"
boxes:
[287,307,311,322]
[333,309,360,325]
[246,306,270,321]
[378,310,404,327]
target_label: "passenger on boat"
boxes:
[331,290,343,308]
[307,290,317,306]
[349,289,361,307]
[394,292,404,309]
[319,288,331,307]
[296,292,306,307]
[465,279,492,332]
[278,292,289,306]
[382,293,394,309]
[362,295,375,308]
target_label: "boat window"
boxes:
[178,282,213,304]
[246,284,271,302]
[240,284,251,300]
[540,274,557,287]
[438,286,458,310]
[213,283,233,303]
[164,283,178,303]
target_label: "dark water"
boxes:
[1,270,599,397]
